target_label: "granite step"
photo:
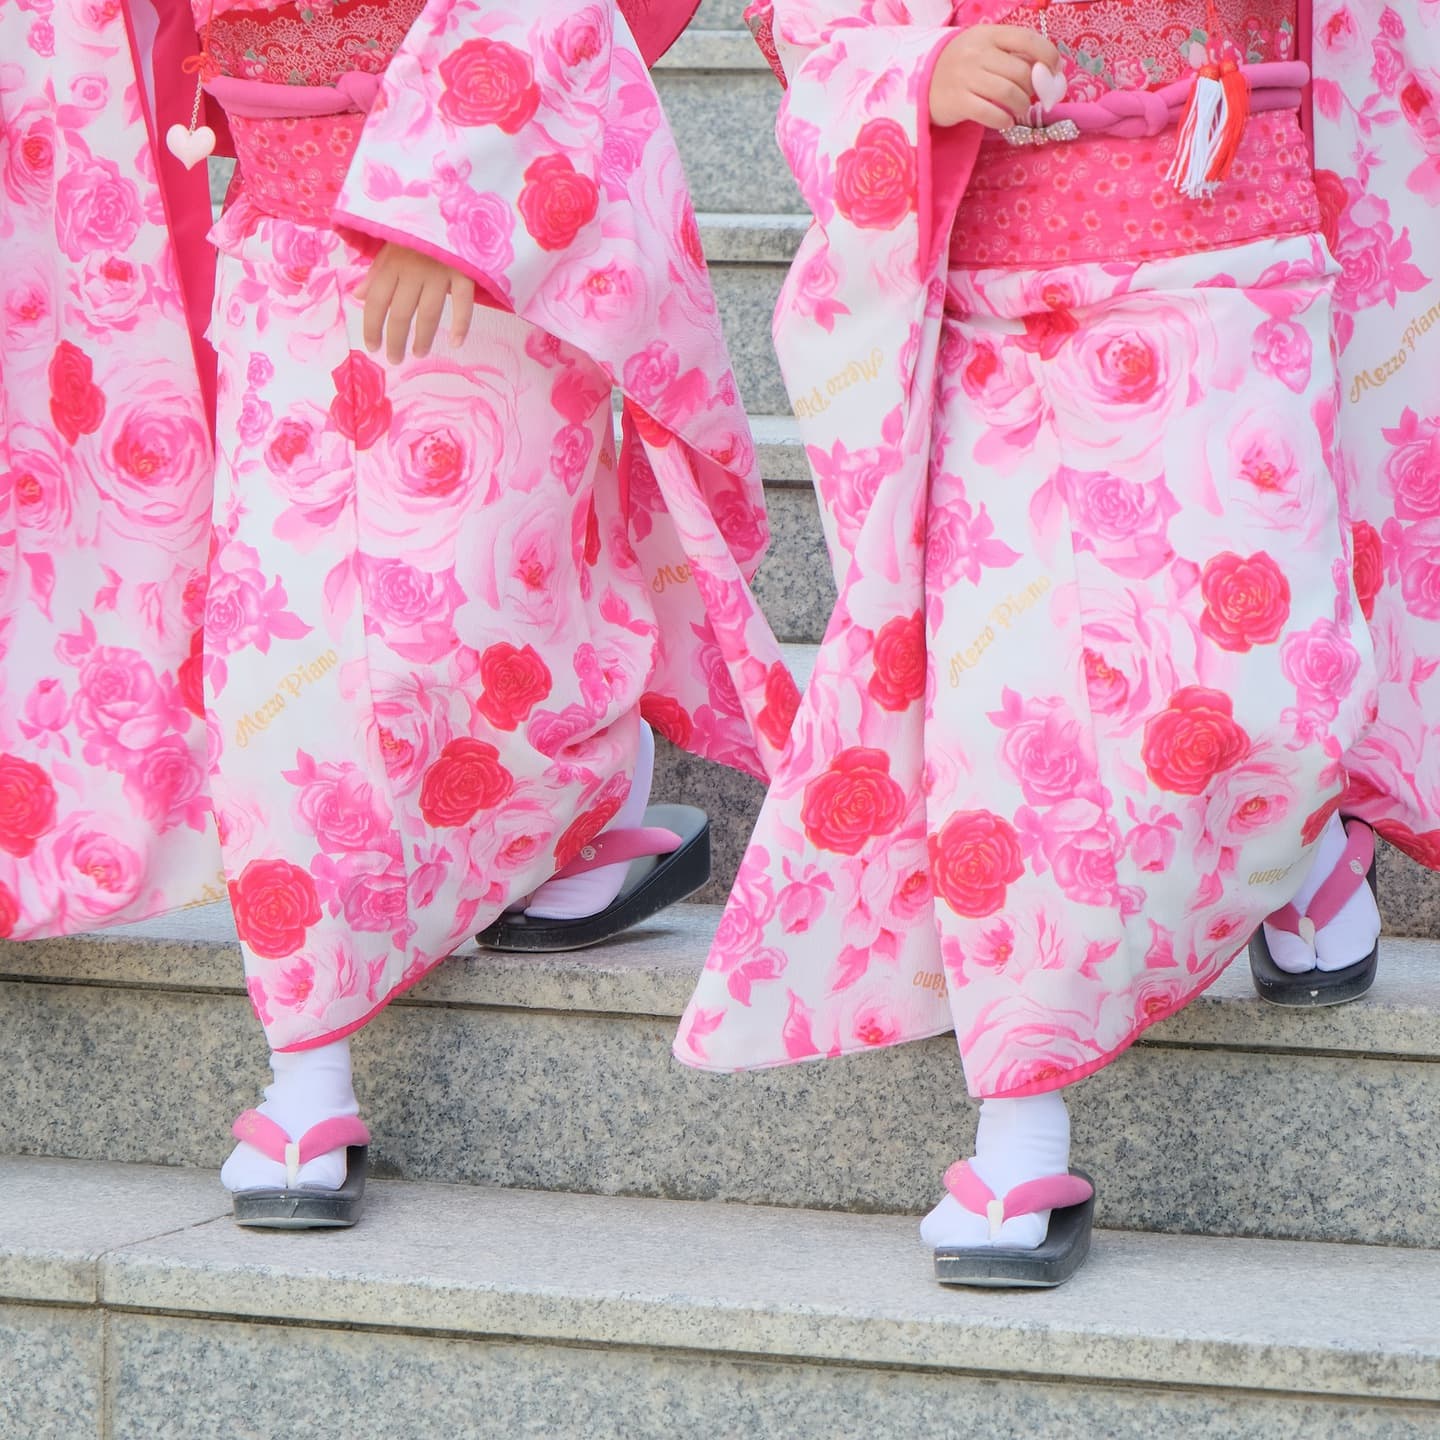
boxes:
[5,1154,1440,1438]
[652,31,801,216]
[699,212,805,417]
[4,904,1440,1248]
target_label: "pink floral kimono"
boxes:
[678,0,1439,1097]
[1,0,796,1050]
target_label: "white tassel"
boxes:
[1166,67,1226,199]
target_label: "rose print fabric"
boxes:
[0,0,226,938]
[1311,1,1440,865]
[4,0,794,1050]
[198,0,795,1049]
[676,0,1386,1096]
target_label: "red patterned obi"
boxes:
[950,0,1319,266]
[206,0,425,224]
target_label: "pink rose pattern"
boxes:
[0,0,221,937]
[675,0,1419,1098]
[2,0,794,1050]
[198,0,792,1047]
[1313,0,1440,872]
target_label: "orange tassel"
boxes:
[1205,58,1251,183]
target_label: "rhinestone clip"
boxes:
[1000,119,1080,147]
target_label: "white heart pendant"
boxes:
[1031,63,1068,111]
[165,122,216,170]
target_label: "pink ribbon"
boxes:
[204,70,382,119]
[1044,61,1310,139]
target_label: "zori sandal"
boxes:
[932,1162,1096,1289]
[477,802,710,953]
[228,1111,371,1229]
[1249,818,1380,1008]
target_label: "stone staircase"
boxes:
[6,8,1440,1435]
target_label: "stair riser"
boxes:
[653,69,800,215]
[750,484,835,644]
[709,259,790,418]
[4,975,1438,1248]
[10,1304,1436,1440]
[692,0,749,29]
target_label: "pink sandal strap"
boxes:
[232,1110,371,1189]
[1266,819,1375,939]
[551,825,682,879]
[944,1160,1094,1239]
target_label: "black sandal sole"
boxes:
[477,804,710,953]
[1249,859,1379,1008]
[933,1169,1096,1289]
[231,1145,369,1229]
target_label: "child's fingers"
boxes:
[951,92,1019,130]
[410,276,448,358]
[385,276,422,364]
[362,263,400,353]
[968,70,1033,123]
[449,276,475,347]
[982,50,1037,97]
[987,24,1061,70]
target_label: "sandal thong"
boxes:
[228,1110,371,1229]
[477,802,710,953]
[1249,817,1380,1008]
[932,1162,1096,1289]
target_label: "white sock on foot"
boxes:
[1264,814,1381,975]
[920,1091,1071,1252]
[525,721,654,921]
[220,1038,359,1194]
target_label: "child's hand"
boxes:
[359,242,476,363]
[929,25,1062,129]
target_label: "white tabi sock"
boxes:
[524,721,655,921]
[1263,813,1381,974]
[220,1038,359,1194]
[920,1091,1071,1251]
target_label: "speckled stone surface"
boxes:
[653,70,801,215]
[0,1157,227,1304]
[751,413,809,482]
[5,931,1440,1244]
[658,27,765,68]
[697,214,807,267]
[108,1311,1440,1440]
[96,1178,1440,1401]
[694,0,749,28]
[751,487,835,643]
[0,1305,102,1438]
[1379,844,1440,939]
[709,258,789,416]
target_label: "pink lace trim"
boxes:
[206,0,425,224]
[1001,0,1298,94]
[949,111,1319,267]
[207,0,424,85]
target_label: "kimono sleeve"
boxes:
[767,0,992,272]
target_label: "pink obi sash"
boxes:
[205,73,381,225]
[1001,61,1309,146]
[951,105,1321,269]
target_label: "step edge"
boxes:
[6,918,1440,1061]
[2,1161,1415,1405]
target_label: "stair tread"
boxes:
[3,1154,1437,1401]
[6,889,1440,1058]
[654,28,769,68]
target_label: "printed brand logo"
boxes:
[1348,295,1440,404]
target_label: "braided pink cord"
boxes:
[1044,61,1310,139]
